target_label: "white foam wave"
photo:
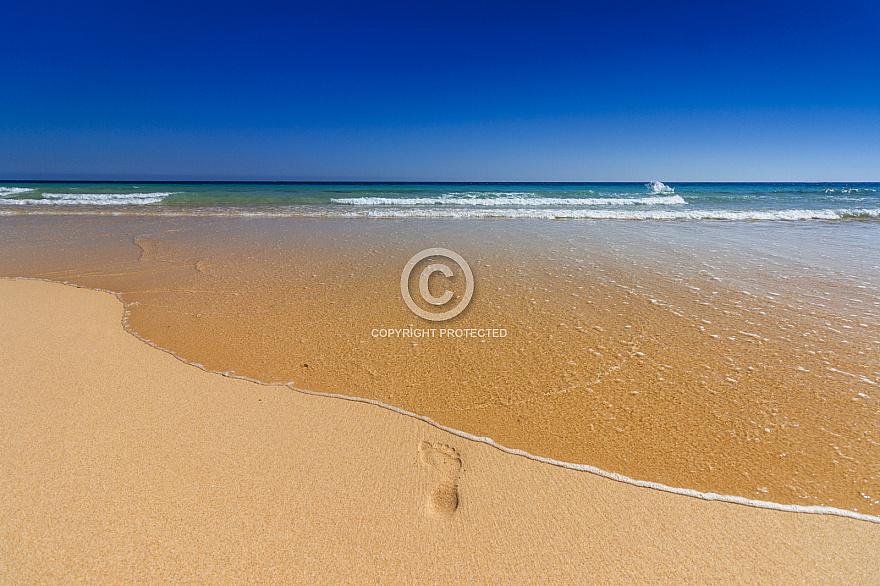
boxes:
[824,188,877,194]
[647,180,674,194]
[331,194,687,206]
[0,192,176,205]
[0,187,35,196]
[336,207,880,220]
[447,191,542,197]
[4,206,880,221]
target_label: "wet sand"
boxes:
[0,215,878,516]
[2,277,879,583]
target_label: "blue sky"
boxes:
[2,0,878,180]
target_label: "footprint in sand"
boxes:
[418,441,462,519]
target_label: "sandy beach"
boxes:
[6,0,880,579]
[1,215,877,516]
[1,276,879,583]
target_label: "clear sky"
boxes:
[2,0,878,181]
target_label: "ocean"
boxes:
[2,181,879,220]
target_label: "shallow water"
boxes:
[0,214,877,515]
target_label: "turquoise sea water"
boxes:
[1,181,879,220]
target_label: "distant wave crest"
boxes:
[331,194,687,206]
[3,207,879,221]
[647,181,674,194]
[0,192,176,205]
[0,187,35,196]
[824,188,877,194]
[335,207,880,220]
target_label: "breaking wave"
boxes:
[0,187,35,196]
[0,192,176,205]
[331,194,687,206]
[647,181,675,194]
[335,207,880,220]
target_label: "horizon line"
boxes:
[3,179,879,185]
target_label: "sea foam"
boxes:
[0,192,176,205]
[331,194,687,206]
[647,180,675,194]
[336,207,880,220]
[0,187,35,196]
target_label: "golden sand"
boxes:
[0,215,878,516]
[1,277,879,583]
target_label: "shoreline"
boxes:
[1,215,878,516]
[2,277,879,583]
[8,275,880,526]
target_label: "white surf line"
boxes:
[282,383,880,525]
[6,275,880,526]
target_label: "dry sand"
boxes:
[1,277,879,584]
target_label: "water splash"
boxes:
[648,181,674,194]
